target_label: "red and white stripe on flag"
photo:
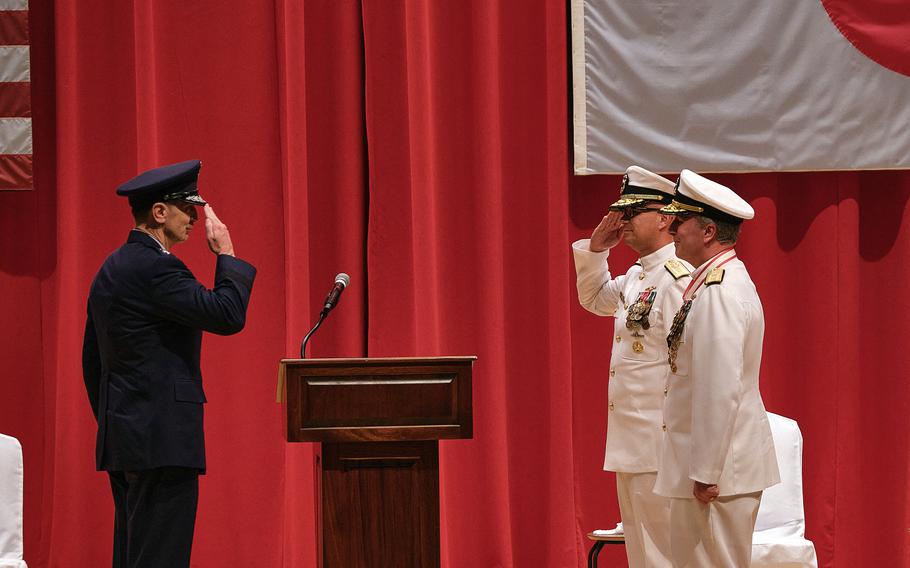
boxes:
[0,0,30,190]
[572,0,910,174]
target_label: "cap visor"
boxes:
[609,197,647,210]
[181,194,208,206]
[659,203,689,214]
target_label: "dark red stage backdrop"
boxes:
[0,1,907,566]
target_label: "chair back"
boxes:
[0,434,26,564]
[754,413,806,539]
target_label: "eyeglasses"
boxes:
[167,201,200,218]
[672,211,697,222]
[619,206,659,221]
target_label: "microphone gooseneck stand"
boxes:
[300,311,327,358]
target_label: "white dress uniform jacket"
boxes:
[654,254,780,498]
[573,241,691,473]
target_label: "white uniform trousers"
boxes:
[616,472,672,568]
[668,491,762,568]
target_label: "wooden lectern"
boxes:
[280,356,475,568]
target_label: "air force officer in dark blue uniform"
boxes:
[82,160,257,568]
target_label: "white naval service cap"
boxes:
[660,169,754,225]
[609,165,677,210]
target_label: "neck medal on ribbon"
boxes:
[666,299,692,374]
[626,286,657,334]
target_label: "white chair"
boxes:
[0,434,27,568]
[751,413,818,567]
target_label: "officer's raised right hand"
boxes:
[589,211,625,252]
[204,204,235,257]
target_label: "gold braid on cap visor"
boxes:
[660,199,704,214]
[610,193,665,208]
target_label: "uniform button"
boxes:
[664,386,668,396]
[638,273,646,280]
[662,424,667,432]
[615,335,621,343]
[609,401,615,411]
[610,368,616,377]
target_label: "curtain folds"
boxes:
[0,1,907,567]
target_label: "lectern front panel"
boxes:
[305,373,455,426]
[320,441,440,568]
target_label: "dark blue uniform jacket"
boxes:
[82,230,256,472]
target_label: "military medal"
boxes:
[626,286,657,334]
[666,299,692,373]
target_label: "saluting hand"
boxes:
[204,204,235,257]
[589,211,625,252]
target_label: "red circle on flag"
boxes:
[821,0,910,76]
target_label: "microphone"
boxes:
[321,273,350,316]
[301,273,351,358]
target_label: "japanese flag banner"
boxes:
[571,0,910,174]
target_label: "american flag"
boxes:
[0,0,30,190]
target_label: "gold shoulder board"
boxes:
[664,259,690,280]
[705,267,725,286]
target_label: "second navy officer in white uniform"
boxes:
[656,170,780,568]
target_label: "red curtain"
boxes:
[0,1,908,566]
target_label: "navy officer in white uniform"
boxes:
[573,166,692,567]
[655,170,779,567]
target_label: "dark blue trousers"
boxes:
[108,467,199,568]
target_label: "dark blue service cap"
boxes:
[116,159,207,206]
